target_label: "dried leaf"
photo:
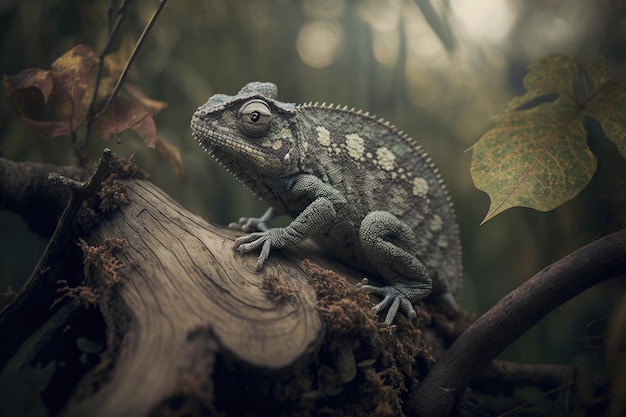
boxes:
[50,44,99,128]
[93,96,152,143]
[471,55,626,223]
[131,112,158,148]
[125,84,168,115]
[3,69,53,119]
[155,136,184,180]
[103,35,135,80]
[21,117,72,138]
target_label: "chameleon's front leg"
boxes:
[233,174,345,271]
[357,211,432,325]
[235,197,336,270]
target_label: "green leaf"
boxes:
[471,54,626,223]
[583,56,626,159]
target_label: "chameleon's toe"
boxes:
[234,232,267,250]
[358,280,417,324]
[234,232,273,270]
[229,216,271,232]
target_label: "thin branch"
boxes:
[92,0,168,121]
[407,228,626,417]
[84,0,131,154]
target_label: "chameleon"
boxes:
[190,82,462,324]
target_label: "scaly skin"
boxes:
[191,82,462,324]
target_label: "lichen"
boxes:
[76,153,148,231]
[261,275,298,304]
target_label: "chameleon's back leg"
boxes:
[358,211,432,324]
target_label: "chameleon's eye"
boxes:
[237,99,272,137]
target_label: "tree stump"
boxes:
[65,179,327,416]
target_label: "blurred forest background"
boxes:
[1,0,625,369]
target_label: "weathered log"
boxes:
[3,156,450,416]
[63,179,329,416]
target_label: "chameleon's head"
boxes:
[191,82,299,179]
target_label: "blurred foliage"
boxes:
[1,0,625,370]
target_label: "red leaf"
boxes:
[3,69,53,119]
[125,83,168,116]
[20,116,72,138]
[131,114,157,148]
[155,136,184,179]
[92,96,154,144]
[50,44,99,128]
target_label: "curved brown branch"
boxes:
[408,228,626,417]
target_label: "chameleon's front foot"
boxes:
[233,197,336,271]
[357,278,430,325]
[234,228,289,271]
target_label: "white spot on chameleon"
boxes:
[390,188,411,217]
[315,126,332,146]
[366,152,372,159]
[344,133,365,160]
[429,214,443,232]
[412,177,429,197]
[437,235,448,248]
[280,127,292,140]
[376,147,396,171]
[261,138,283,150]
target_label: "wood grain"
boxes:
[65,180,325,417]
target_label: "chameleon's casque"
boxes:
[191,82,462,324]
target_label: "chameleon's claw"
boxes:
[357,279,418,324]
[234,232,266,248]
[234,232,273,270]
[256,239,272,270]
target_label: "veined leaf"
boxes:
[583,57,626,159]
[471,55,626,223]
